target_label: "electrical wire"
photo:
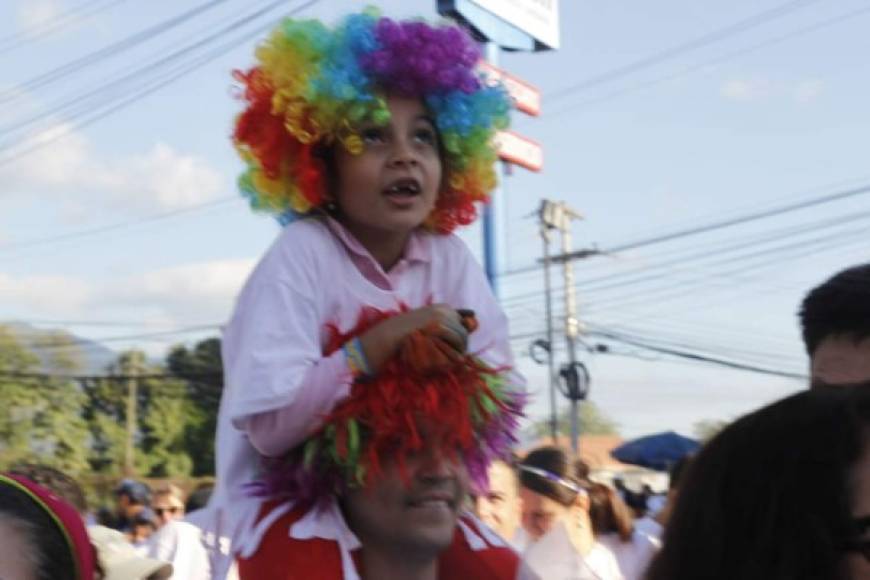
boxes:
[546,0,818,102]
[0,0,128,54]
[0,196,239,256]
[547,4,870,118]
[588,328,807,380]
[0,0,296,146]
[0,0,233,104]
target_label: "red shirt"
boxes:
[238,501,521,580]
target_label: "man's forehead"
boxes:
[811,335,870,386]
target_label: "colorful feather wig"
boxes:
[232,9,511,233]
[250,307,525,508]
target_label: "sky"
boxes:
[1,0,869,440]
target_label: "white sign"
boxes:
[470,0,560,49]
[495,130,544,172]
[478,61,541,116]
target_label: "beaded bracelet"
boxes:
[343,337,372,379]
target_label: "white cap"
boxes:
[88,525,173,580]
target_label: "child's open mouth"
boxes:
[383,178,422,198]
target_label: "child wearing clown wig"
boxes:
[209,9,524,574]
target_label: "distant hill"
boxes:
[1,322,117,374]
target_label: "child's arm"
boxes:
[233,297,471,458]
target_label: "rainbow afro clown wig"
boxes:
[250,307,525,509]
[232,9,511,233]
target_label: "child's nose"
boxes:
[388,139,418,167]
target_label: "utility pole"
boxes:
[123,353,140,477]
[539,206,559,442]
[538,199,590,455]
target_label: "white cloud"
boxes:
[16,0,63,34]
[0,258,255,328]
[720,78,773,102]
[0,272,92,314]
[106,258,256,320]
[0,124,226,214]
[721,77,826,105]
[794,79,824,104]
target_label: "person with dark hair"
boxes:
[233,309,527,579]
[645,385,870,580]
[799,262,870,386]
[0,474,98,580]
[114,479,152,534]
[588,483,658,580]
[516,446,623,580]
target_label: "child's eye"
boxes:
[361,127,384,144]
[414,127,437,146]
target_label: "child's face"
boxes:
[332,95,442,241]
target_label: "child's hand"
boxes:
[358,305,472,374]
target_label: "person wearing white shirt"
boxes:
[516,447,624,580]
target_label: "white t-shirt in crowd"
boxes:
[146,512,239,580]
[596,531,659,580]
[513,526,624,580]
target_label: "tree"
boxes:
[0,327,89,473]
[84,349,193,477]
[166,338,223,476]
[529,401,620,439]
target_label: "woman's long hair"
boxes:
[587,482,635,541]
[645,385,870,580]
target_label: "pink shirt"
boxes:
[206,216,521,577]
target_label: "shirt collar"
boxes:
[324,216,432,265]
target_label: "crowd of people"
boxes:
[2,7,869,580]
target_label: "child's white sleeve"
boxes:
[222,274,354,458]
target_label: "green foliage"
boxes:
[166,338,223,476]
[0,327,89,473]
[85,350,196,478]
[0,328,223,479]
[530,400,621,439]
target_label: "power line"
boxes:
[0,369,220,382]
[0,0,128,54]
[609,183,870,254]
[547,4,870,119]
[0,0,233,104]
[584,223,870,316]
[20,325,221,351]
[0,196,239,255]
[0,0,293,146]
[589,328,807,380]
[546,0,817,102]
[500,202,870,311]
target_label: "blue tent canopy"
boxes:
[611,430,700,472]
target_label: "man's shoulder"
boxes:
[237,501,343,579]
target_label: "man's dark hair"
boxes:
[668,455,691,492]
[646,384,870,580]
[799,263,870,355]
